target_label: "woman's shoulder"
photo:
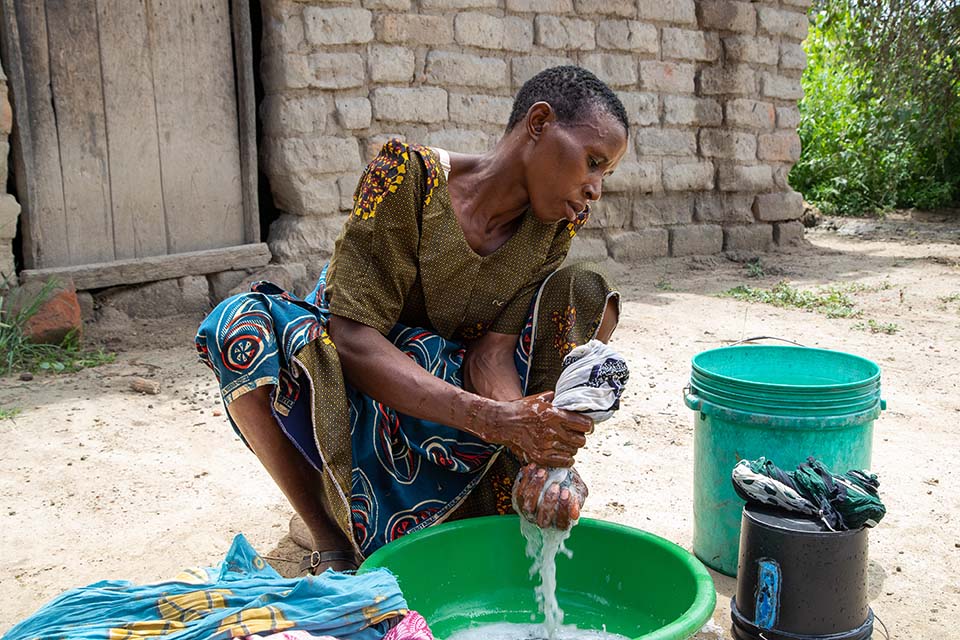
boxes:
[352,139,444,220]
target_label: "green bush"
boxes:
[790,1,960,216]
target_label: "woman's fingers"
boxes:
[557,408,593,432]
[521,467,546,515]
[555,487,572,530]
[537,482,561,528]
[568,492,581,523]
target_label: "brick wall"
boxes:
[260,0,811,264]
[0,63,20,280]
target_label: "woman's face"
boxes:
[524,104,629,224]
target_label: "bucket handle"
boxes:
[730,335,808,348]
[682,385,702,411]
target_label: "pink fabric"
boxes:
[383,612,434,640]
[245,633,338,640]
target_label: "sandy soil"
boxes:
[2,216,958,637]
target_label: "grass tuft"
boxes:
[0,279,115,377]
[722,280,861,319]
[654,276,674,291]
[853,319,900,335]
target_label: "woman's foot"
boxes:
[299,549,360,574]
[289,513,314,549]
[290,514,359,573]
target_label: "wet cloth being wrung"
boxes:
[732,456,886,531]
[512,339,630,523]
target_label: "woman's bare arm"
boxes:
[462,331,525,402]
[328,314,591,466]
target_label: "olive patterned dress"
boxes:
[196,140,617,557]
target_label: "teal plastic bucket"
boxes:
[360,516,716,639]
[684,345,882,576]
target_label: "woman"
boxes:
[196,66,629,572]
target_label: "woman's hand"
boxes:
[480,391,593,468]
[513,463,588,530]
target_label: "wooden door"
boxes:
[1,0,266,288]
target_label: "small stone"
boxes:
[129,377,161,395]
[19,372,33,381]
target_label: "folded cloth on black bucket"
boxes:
[553,339,630,422]
[732,457,886,531]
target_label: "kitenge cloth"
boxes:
[552,339,629,422]
[732,457,886,531]
[195,140,618,558]
[2,535,406,640]
[246,612,434,640]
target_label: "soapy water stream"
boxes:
[519,468,576,638]
[445,468,629,640]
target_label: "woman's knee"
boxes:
[541,262,620,341]
[195,293,277,376]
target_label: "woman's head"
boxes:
[507,65,628,136]
[507,66,630,225]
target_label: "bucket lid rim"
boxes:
[691,346,881,391]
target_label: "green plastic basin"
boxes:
[359,515,716,640]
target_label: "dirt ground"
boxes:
[2,214,958,637]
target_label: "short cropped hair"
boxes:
[506,65,629,135]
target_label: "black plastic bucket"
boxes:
[731,506,874,640]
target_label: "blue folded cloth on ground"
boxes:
[2,535,407,640]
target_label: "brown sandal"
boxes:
[299,549,360,574]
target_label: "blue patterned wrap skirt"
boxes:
[196,264,614,557]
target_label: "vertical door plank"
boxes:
[45,0,115,265]
[5,0,69,268]
[147,0,244,254]
[230,0,259,244]
[97,0,167,259]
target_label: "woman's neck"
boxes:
[446,134,531,236]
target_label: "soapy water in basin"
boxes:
[444,622,631,640]
[446,469,632,640]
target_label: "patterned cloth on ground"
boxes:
[732,457,886,530]
[196,141,617,558]
[552,339,629,422]
[2,535,407,640]
[246,611,434,640]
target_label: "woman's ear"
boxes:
[525,102,555,141]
